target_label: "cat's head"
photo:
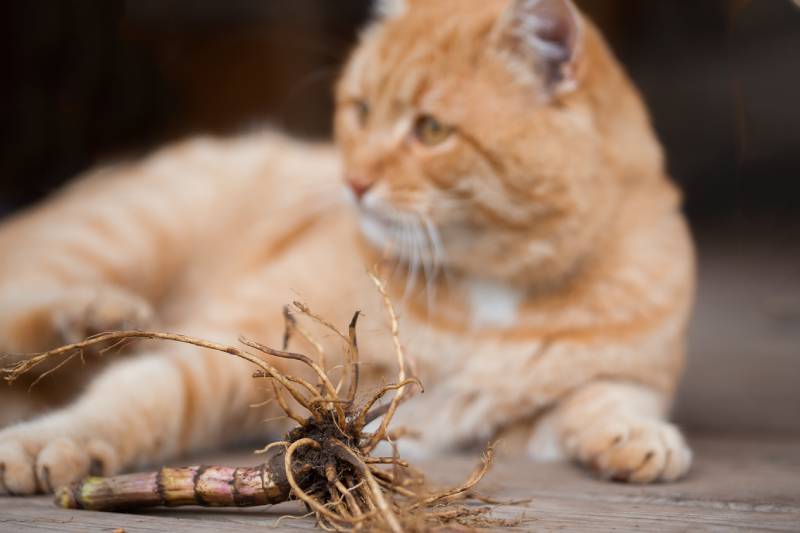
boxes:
[335,0,665,287]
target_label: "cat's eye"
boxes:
[413,114,453,146]
[353,100,369,127]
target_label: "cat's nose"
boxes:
[346,174,373,201]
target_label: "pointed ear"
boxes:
[493,0,583,94]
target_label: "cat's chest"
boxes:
[464,279,523,328]
[349,276,533,379]
[354,306,535,384]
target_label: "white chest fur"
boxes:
[466,279,523,328]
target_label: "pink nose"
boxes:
[346,175,373,200]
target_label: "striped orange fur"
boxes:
[0,0,694,494]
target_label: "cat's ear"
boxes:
[374,0,407,18]
[492,0,583,95]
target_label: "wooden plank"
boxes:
[1,434,798,532]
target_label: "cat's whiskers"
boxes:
[417,220,437,314]
[387,224,405,288]
[397,210,441,315]
[414,222,434,312]
[356,194,449,316]
[420,213,449,309]
[401,217,420,305]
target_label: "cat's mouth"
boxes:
[357,207,402,252]
[356,204,445,280]
[348,188,445,271]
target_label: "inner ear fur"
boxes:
[493,0,584,94]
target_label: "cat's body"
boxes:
[0,0,694,494]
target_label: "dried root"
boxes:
[3,275,513,532]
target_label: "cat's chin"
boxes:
[357,210,396,252]
[351,191,404,253]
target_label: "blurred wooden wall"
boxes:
[2,0,798,219]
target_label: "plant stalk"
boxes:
[56,453,289,511]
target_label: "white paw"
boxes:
[563,416,692,483]
[0,426,119,495]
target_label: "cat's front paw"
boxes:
[49,286,154,344]
[0,426,119,495]
[0,285,154,354]
[563,416,692,483]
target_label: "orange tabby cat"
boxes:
[0,0,694,494]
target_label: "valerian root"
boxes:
[3,274,514,532]
[55,456,290,511]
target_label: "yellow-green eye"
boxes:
[354,100,369,126]
[413,114,453,146]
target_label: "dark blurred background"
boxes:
[1,1,798,433]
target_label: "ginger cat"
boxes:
[0,0,694,494]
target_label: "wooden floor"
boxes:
[1,434,798,532]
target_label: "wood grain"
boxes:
[1,434,798,532]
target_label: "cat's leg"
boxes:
[387,377,690,483]
[0,133,332,356]
[530,381,692,483]
[0,167,190,355]
[0,284,155,355]
[0,167,187,428]
[0,343,276,495]
[0,151,234,442]
[0,136,272,355]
